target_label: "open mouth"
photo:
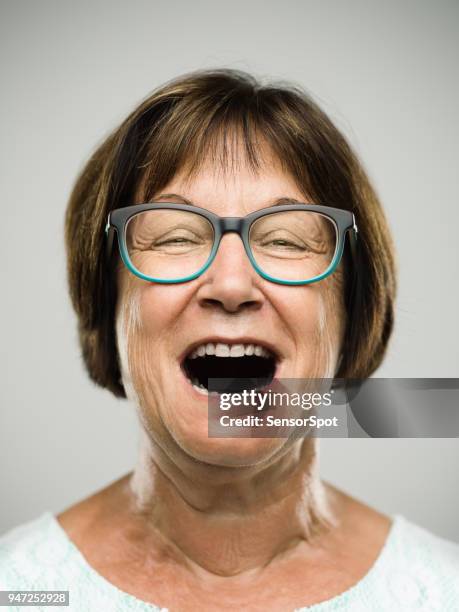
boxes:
[182,342,278,394]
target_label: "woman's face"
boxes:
[116,148,345,468]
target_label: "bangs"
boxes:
[133,87,311,203]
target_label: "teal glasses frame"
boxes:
[105,202,358,285]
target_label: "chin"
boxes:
[171,426,287,469]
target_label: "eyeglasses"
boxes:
[105,202,358,285]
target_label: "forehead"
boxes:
[148,144,310,217]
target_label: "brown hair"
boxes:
[64,68,396,399]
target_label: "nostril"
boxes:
[200,297,262,313]
[195,251,264,311]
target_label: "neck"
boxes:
[128,432,337,578]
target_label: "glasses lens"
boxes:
[249,210,337,282]
[125,209,214,281]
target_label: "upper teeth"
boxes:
[188,343,272,359]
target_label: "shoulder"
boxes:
[0,512,166,612]
[0,512,72,589]
[0,479,126,587]
[393,514,459,569]
[377,514,459,609]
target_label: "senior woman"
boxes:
[1,69,458,611]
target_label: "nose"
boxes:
[195,233,264,313]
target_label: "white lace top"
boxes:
[1,512,459,611]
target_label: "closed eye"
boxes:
[156,237,198,246]
[261,239,307,251]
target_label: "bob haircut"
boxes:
[64,69,396,399]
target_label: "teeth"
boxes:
[215,343,230,357]
[191,379,219,396]
[245,344,255,356]
[230,344,245,357]
[192,385,220,397]
[188,342,273,359]
[192,381,209,395]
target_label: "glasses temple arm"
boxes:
[349,214,358,263]
[105,214,116,260]
[345,214,361,316]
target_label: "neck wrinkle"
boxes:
[128,432,337,578]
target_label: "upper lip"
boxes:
[179,337,283,363]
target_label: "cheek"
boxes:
[275,273,345,377]
[115,282,176,448]
[115,275,194,411]
[281,280,343,336]
[117,269,192,343]
[138,286,187,335]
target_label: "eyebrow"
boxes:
[152,193,307,207]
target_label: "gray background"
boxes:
[1,0,458,539]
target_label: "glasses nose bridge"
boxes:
[216,217,247,253]
[220,216,244,235]
[213,216,250,266]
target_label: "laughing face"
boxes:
[115,148,346,468]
